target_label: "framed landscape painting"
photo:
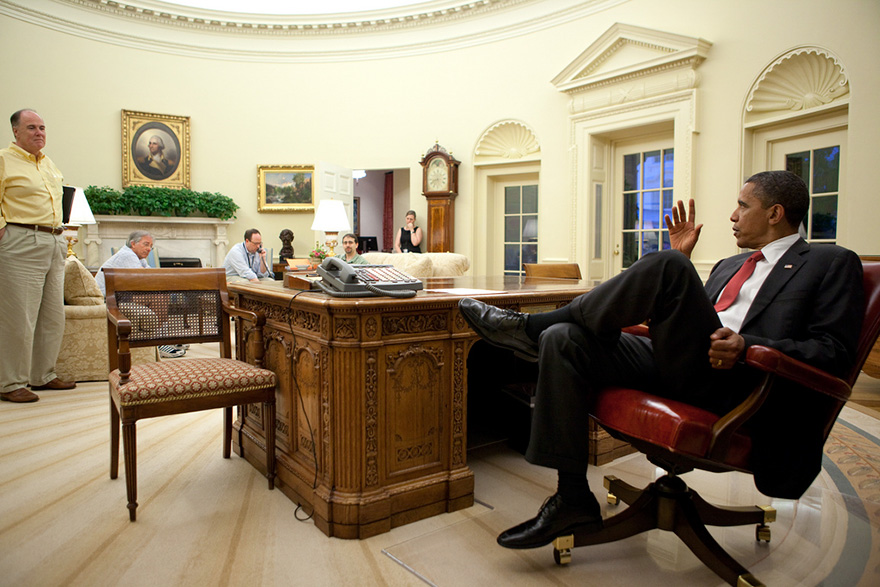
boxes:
[122,110,190,188]
[258,165,315,212]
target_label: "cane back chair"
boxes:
[104,267,276,521]
[551,262,880,586]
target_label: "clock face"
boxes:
[427,157,448,191]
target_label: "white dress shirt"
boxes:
[716,233,801,333]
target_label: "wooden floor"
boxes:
[1,344,879,586]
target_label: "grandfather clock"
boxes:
[420,143,460,252]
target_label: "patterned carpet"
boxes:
[1,346,878,586]
[383,404,880,586]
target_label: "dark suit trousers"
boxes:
[525,250,749,473]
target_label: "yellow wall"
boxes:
[1,0,878,266]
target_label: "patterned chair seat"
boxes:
[110,358,275,406]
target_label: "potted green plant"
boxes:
[84,185,239,220]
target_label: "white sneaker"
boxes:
[159,345,186,358]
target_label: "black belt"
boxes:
[6,222,64,235]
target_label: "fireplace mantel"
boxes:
[84,215,234,268]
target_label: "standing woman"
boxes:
[394,209,423,253]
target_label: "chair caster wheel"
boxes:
[554,548,571,565]
[756,524,771,542]
[607,491,619,506]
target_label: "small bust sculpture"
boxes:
[279,229,295,262]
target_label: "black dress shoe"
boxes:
[497,493,602,549]
[458,298,538,361]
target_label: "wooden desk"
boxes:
[228,276,590,539]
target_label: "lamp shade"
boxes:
[69,187,96,226]
[310,199,351,233]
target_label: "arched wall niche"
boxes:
[741,46,851,248]
[470,119,542,275]
[474,120,541,164]
[744,46,849,124]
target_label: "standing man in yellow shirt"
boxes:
[0,109,76,403]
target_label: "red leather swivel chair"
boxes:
[551,262,880,587]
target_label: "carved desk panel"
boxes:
[228,276,589,539]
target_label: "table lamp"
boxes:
[62,186,96,258]
[310,199,351,256]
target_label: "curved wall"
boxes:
[1,0,878,264]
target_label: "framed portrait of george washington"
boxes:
[257,165,315,212]
[122,110,190,188]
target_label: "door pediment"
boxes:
[552,23,712,94]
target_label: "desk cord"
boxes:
[285,291,319,522]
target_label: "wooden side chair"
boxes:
[523,262,582,279]
[104,267,277,521]
[551,262,880,586]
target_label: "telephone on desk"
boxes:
[316,256,423,298]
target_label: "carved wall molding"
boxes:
[567,69,698,115]
[84,214,232,268]
[474,120,541,162]
[746,47,849,115]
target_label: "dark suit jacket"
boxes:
[704,238,863,498]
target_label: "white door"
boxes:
[492,175,539,275]
[612,136,674,273]
[315,161,354,245]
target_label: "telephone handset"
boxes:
[316,256,422,298]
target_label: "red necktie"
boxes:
[714,251,765,312]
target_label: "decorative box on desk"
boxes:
[282,268,320,290]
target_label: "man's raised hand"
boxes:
[665,198,703,258]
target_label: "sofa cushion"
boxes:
[362,252,434,278]
[64,256,104,306]
[425,253,469,277]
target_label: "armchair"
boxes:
[104,267,277,521]
[551,262,880,586]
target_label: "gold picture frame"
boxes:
[122,110,190,188]
[257,165,315,212]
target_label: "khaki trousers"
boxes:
[0,224,67,392]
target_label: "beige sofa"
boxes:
[361,252,469,277]
[55,257,157,382]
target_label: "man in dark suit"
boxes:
[459,170,863,550]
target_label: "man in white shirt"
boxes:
[95,230,153,297]
[95,231,186,358]
[459,170,863,549]
[223,228,273,282]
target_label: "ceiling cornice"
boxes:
[57,0,523,35]
[0,0,630,62]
